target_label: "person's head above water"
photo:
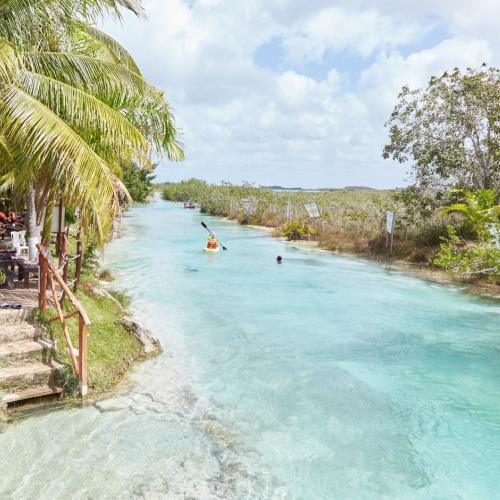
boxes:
[277,255,282,263]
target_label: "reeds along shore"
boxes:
[160,180,500,287]
[161,181,444,259]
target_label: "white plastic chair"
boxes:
[11,231,29,258]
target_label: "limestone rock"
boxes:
[120,316,161,354]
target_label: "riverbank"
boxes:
[36,271,161,399]
[162,180,500,289]
[223,219,500,301]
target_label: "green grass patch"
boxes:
[108,289,131,308]
[39,288,145,394]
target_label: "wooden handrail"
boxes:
[46,270,80,378]
[37,244,90,326]
[37,243,90,396]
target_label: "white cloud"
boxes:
[282,7,425,63]
[101,0,500,188]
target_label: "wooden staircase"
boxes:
[0,307,64,411]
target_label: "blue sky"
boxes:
[102,0,499,188]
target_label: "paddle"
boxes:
[201,221,228,250]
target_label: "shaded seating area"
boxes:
[0,214,38,290]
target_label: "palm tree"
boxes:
[441,189,500,240]
[0,0,183,259]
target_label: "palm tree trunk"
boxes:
[26,184,41,262]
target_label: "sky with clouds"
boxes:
[102,0,500,188]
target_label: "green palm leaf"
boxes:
[17,70,150,156]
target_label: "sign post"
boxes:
[386,211,395,254]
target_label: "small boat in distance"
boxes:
[184,201,197,209]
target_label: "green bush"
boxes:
[283,220,317,241]
[433,226,500,283]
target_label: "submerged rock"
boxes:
[120,316,162,355]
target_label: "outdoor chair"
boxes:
[11,230,29,258]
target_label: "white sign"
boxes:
[51,205,65,233]
[386,211,395,234]
[486,223,500,248]
[304,202,321,218]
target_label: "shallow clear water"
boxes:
[1,199,500,499]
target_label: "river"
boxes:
[1,199,500,499]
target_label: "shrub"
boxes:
[283,220,317,241]
[433,226,500,283]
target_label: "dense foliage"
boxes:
[0,0,183,243]
[440,189,500,240]
[434,226,500,283]
[122,163,156,203]
[384,66,499,190]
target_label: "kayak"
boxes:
[203,246,220,253]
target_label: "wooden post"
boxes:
[79,317,88,396]
[37,244,90,398]
[38,254,47,311]
[57,198,64,262]
[74,223,82,293]
[46,271,80,378]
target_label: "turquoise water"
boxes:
[1,199,500,499]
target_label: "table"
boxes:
[17,260,39,289]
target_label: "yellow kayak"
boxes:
[203,246,220,253]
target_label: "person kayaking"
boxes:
[207,233,219,250]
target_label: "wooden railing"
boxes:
[37,244,90,396]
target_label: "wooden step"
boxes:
[0,308,33,326]
[0,361,63,388]
[0,339,53,359]
[0,324,41,343]
[2,384,63,404]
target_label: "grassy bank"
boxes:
[36,270,151,396]
[161,179,499,286]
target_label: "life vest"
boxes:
[207,237,218,249]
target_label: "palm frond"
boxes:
[0,84,120,213]
[16,70,150,156]
[76,22,142,73]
